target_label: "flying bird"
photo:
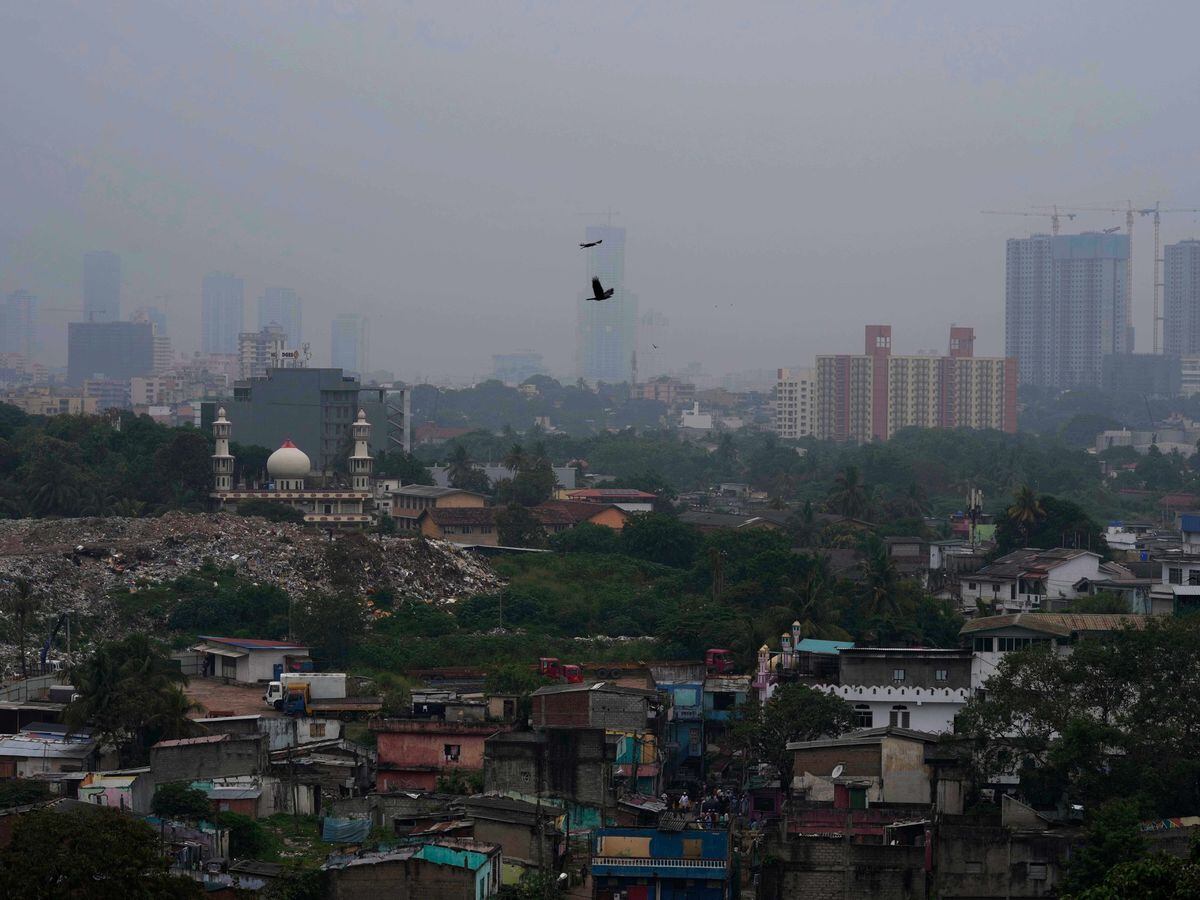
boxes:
[580,239,603,249]
[590,277,614,301]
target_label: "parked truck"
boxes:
[263,672,382,719]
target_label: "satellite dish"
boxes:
[831,764,844,779]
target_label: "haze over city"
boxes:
[4,2,1200,381]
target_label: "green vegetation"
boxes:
[957,616,1200,818]
[0,805,202,898]
[151,783,213,821]
[733,684,855,788]
[217,811,278,859]
[236,498,306,524]
[67,634,200,766]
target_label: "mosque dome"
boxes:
[267,439,311,478]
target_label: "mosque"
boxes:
[210,406,374,528]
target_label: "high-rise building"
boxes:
[331,313,368,377]
[134,305,168,336]
[201,272,244,354]
[83,251,121,323]
[2,290,37,360]
[774,368,816,439]
[577,225,638,384]
[1164,239,1200,359]
[1005,232,1131,390]
[492,351,546,385]
[815,325,1016,442]
[239,323,294,380]
[67,321,154,386]
[258,287,302,348]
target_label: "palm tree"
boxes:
[892,482,930,519]
[4,580,37,679]
[1008,485,1045,547]
[785,564,850,641]
[827,466,870,519]
[860,534,900,622]
[502,443,528,473]
[446,444,475,489]
[787,500,819,547]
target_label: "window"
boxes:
[1189,570,1200,586]
[968,582,977,590]
[1010,584,1017,600]
[935,669,948,682]
[443,744,461,762]
[309,723,326,738]
[712,691,736,710]
[889,705,911,728]
[1170,567,1183,585]
[892,668,906,682]
[973,637,994,652]
[1028,862,1047,880]
[853,704,872,728]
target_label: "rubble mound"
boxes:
[0,511,502,621]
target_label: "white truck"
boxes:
[263,672,381,718]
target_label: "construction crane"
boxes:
[1136,202,1200,353]
[981,206,1076,235]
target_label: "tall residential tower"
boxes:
[258,287,302,348]
[201,272,244,354]
[1005,232,1131,389]
[577,225,638,384]
[1164,239,1200,359]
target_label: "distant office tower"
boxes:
[201,272,245,354]
[2,290,37,359]
[1005,232,1131,389]
[67,321,154,386]
[1164,239,1200,358]
[492,351,546,385]
[815,325,1016,442]
[258,287,302,348]
[133,305,168,336]
[83,251,121,323]
[331,313,368,377]
[638,310,669,380]
[239,323,292,380]
[577,226,638,384]
[774,368,816,439]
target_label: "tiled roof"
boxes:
[974,548,1097,580]
[959,613,1148,637]
[537,500,628,524]
[567,488,657,500]
[423,508,497,526]
[392,485,484,498]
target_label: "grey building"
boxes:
[1165,239,1200,358]
[577,225,638,384]
[2,290,37,359]
[491,351,545,385]
[1101,352,1181,397]
[331,313,367,377]
[1005,232,1131,389]
[83,250,121,323]
[258,287,302,348]
[67,320,154,386]
[202,272,244,354]
[226,367,408,470]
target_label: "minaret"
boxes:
[212,407,234,492]
[349,408,374,492]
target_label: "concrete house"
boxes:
[388,485,488,531]
[188,636,311,683]
[484,729,614,816]
[960,548,1130,614]
[814,647,973,734]
[591,827,731,900]
[0,724,111,777]
[789,727,940,806]
[961,612,1147,691]
[322,838,502,900]
[530,683,656,732]
[150,733,269,784]
[372,720,510,792]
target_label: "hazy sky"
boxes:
[3,2,1200,381]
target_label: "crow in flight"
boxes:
[580,239,603,249]
[590,277,614,301]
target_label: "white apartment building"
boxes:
[774,367,815,439]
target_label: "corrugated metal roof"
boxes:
[153,734,230,748]
[0,736,95,759]
[196,636,310,651]
[796,639,855,655]
[959,613,1148,636]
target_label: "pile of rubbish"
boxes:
[0,513,503,669]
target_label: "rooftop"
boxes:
[392,485,485,499]
[787,725,940,752]
[196,636,310,651]
[959,612,1148,637]
[153,734,231,748]
[567,488,657,500]
[974,548,1099,580]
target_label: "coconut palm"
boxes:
[446,444,475,489]
[1008,485,1045,546]
[502,443,528,473]
[826,466,870,519]
[860,534,900,622]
